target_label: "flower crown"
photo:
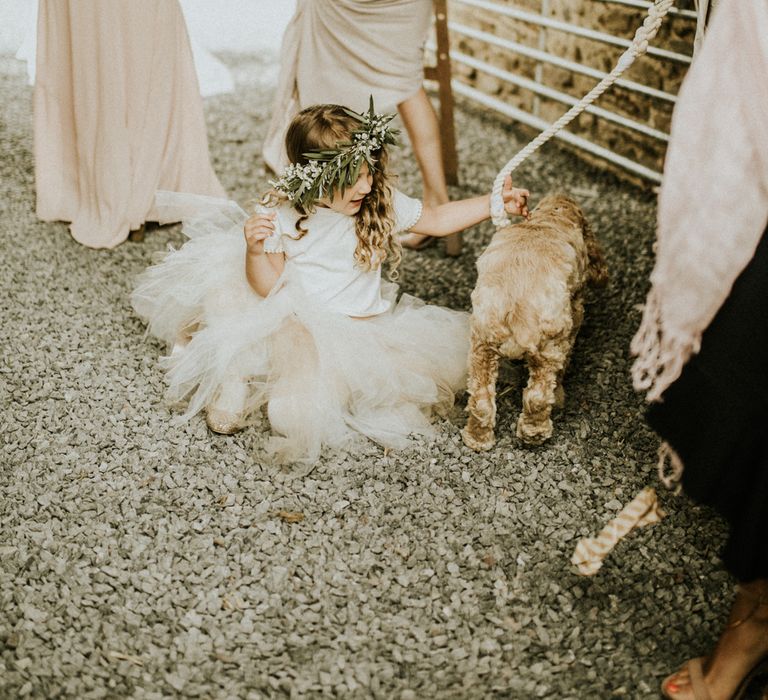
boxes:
[270,97,399,209]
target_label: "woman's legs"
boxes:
[662,579,768,699]
[397,87,461,256]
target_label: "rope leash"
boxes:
[490,0,676,227]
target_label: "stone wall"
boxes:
[443,0,698,182]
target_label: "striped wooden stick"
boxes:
[571,487,665,576]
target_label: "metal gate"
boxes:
[431,0,699,184]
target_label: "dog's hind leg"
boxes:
[462,330,501,451]
[554,297,584,409]
[517,338,568,445]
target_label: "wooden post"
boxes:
[425,0,459,185]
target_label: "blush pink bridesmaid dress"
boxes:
[33,0,226,249]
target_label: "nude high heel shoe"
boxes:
[661,586,768,700]
[128,223,146,242]
[398,231,462,257]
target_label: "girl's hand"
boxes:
[501,175,530,219]
[243,212,276,253]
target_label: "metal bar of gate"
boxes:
[446,22,678,103]
[451,0,691,64]
[595,0,698,19]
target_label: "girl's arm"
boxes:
[244,212,285,297]
[411,176,529,237]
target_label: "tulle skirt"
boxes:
[131,193,470,462]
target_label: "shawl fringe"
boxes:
[630,288,701,402]
[657,441,684,492]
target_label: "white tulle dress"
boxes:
[131,191,470,461]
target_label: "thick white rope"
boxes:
[490,0,676,227]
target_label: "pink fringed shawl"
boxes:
[631,0,768,401]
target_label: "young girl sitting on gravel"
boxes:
[131,101,529,462]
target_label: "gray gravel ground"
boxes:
[1,52,765,699]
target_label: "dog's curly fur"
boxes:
[462,194,608,450]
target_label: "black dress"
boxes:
[646,227,768,583]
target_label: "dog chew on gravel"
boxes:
[462,193,608,450]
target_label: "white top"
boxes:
[262,190,423,317]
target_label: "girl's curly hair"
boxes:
[263,104,402,278]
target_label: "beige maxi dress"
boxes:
[34,0,226,249]
[262,0,433,173]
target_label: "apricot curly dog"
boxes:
[462,194,608,450]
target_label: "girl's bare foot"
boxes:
[662,580,768,699]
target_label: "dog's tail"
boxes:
[583,220,609,288]
[505,301,541,354]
